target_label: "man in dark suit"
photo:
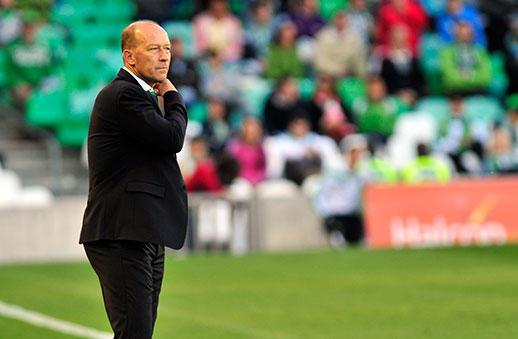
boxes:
[79,20,188,338]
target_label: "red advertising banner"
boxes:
[364,178,518,248]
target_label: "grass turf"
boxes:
[0,245,517,338]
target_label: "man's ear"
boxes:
[123,49,135,66]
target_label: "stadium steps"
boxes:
[0,107,88,195]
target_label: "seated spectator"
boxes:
[167,37,200,106]
[402,143,453,183]
[199,49,242,106]
[185,136,224,192]
[226,116,267,185]
[380,25,425,106]
[264,20,305,80]
[289,0,325,38]
[313,11,368,79]
[439,21,491,95]
[305,75,356,142]
[5,13,54,111]
[244,0,276,59]
[435,95,487,174]
[264,112,343,185]
[306,134,368,247]
[504,13,518,95]
[193,0,244,61]
[376,0,428,57]
[348,0,374,44]
[485,122,518,174]
[263,77,306,134]
[202,98,232,155]
[0,0,22,47]
[351,76,406,141]
[437,0,486,47]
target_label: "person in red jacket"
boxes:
[185,136,224,192]
[376,0,428,57]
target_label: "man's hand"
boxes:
[153,79,177,96]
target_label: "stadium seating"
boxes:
[163,21,195,58]
[25,88,68,127]
[337,77,366,109]
[319,0,349,21]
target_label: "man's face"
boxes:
[126,23,171,85]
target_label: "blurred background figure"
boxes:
[380,25,425,106]
[0,0,22,47]
[264,20,304,79]
[305,75,356,142]
[243,0,276,60]
[376,0,428,57]
[202,97,231,155]
[351,76,406,142]
[193,0,244,61]
[347,0,374,44]
[263,77,305,135]
[504,13,518,95]
[313,11,368,79]
[305,134,368,247]
[226,116,267,185]
[402,142,453,183]
[185,136,224,192]
[289,0,325,38]
[167,37,200,106]
[439,21,491,95]
[264,112,342,185]
[437,0,486,47]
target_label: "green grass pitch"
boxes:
[0,245,517,338]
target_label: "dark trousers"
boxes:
[84,240,165,339]
[324,214,364,245]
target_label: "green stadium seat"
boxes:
[0,49,8,88]
[488,52,509,98]
[172,1,196,20]
[319,0,349,21]
[163,21,195,58]
[464,96,504,125]
[298,78,315,100]
[69,23,125,49]
[337,77,366,109]
[63,48,109,90]
[230,0,247,16]
[56,120,89,147]
[188,101,208,123]
[241,78,272,117]
[51,3,95,28]
[420,33,445,95]
[415,96,450,123]
[25,88,69,128]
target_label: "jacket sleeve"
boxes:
[118,86,188,154]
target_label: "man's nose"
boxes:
[159,48,169,61]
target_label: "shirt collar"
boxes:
[123,66,153,93]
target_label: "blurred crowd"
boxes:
[1,0,518,245]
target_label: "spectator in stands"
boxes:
[313,11,368,79]
[306,134,367,247]
[376,0,428,57]
[504,13,518,95]
[380,25,425,106]
[305,75,356,143]
[507,95,518,143]
[439,21,491,95]
[167,37,200,106]
[0,0,22,46]
[289,0,325,38]
[244,0,276,59]
[402,143,453,183]
[193,0,244,61]
[226,116,267,185]
[264,112,343,185]
[435,95,486,174]
[485,121,518,174]
[5,12,54,111]
[264,20,304,80]
[437,0,486,47]
[348,0,374,44]
[351,76,406,141]
[263,77,306,134]
[202,98,232,155]
[186,136,224,192]
[199,49,242,106]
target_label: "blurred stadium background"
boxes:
[1,0,518,338]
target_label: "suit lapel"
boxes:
[116,68,162,113]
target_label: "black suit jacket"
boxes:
[80,68,188,249]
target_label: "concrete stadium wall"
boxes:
[0,195,327,264]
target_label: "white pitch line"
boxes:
[0,300,112,339]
